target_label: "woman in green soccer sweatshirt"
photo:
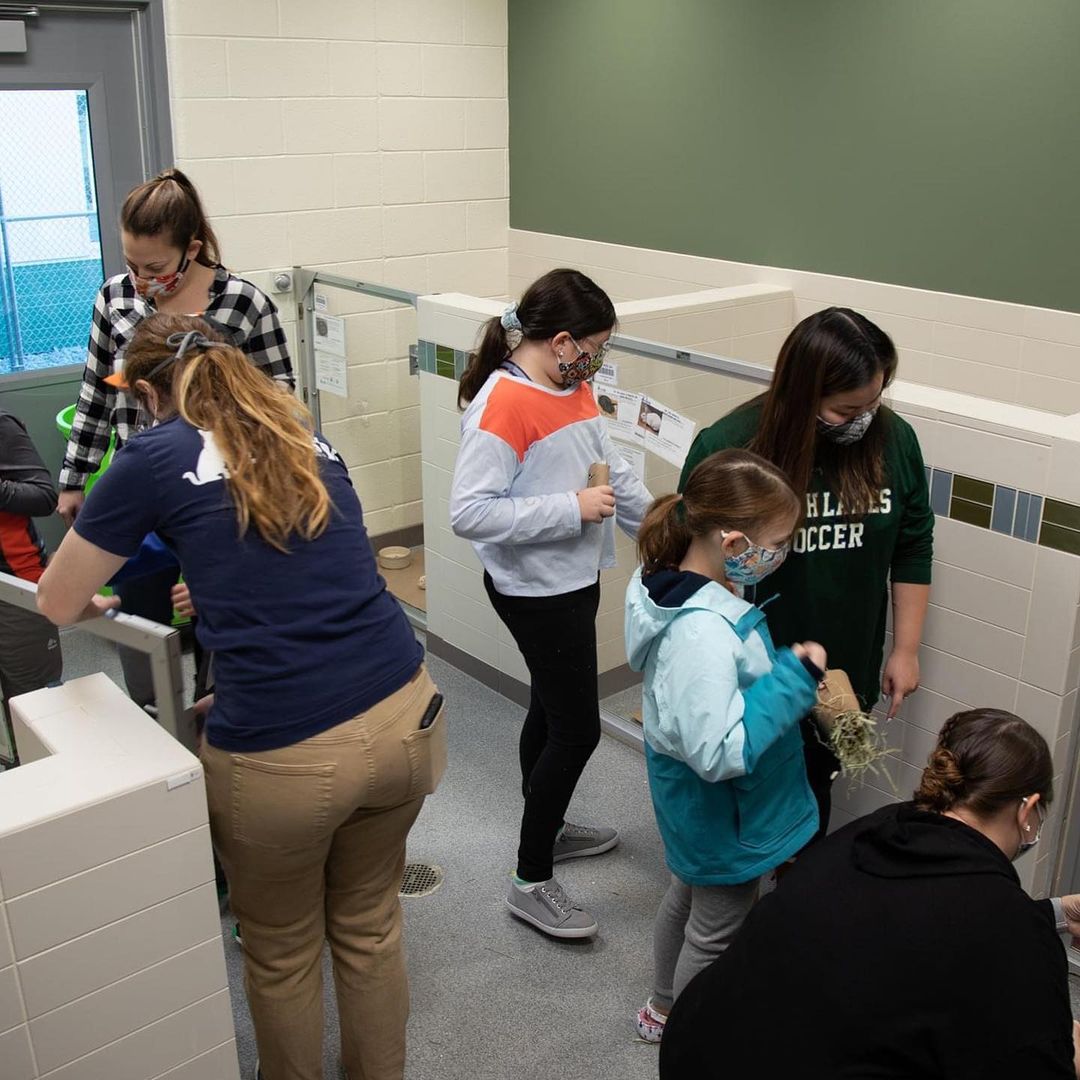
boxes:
[679,308,933,835]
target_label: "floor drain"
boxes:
[400,862,443,898]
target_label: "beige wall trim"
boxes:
[597,663,641,699]
[428,629,640,709]
[427,631,530,709]
[370,523,424,553]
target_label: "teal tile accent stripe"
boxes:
[421,339,470,381]
[1044,498,1080,532]
[950,496,991,529]
[1040,521,1080,556]
[417,338,1080,555]
[435,344,455,380]
[953,475,993,505]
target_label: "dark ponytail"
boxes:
[458,268,616,407]
[914,708,1053,815]
[120,168,222,267]
[637,449,801,573]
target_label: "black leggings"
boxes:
[484,572,602,882]
[800,716,841,842]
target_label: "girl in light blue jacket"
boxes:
[625,449,826,1043]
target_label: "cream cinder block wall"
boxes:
[0,675,236,1080]
[163,0,509,537]
[511,229,1080,418]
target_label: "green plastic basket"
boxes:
[55,404,115,493]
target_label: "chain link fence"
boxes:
[0,89,103,375]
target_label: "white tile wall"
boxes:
[0,676,236,1080]
[420,286,1080,896]
[418,288,792,699]
[164,0,509,537]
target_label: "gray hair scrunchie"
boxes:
[500,304,524,350]
[143,329,216,381]
[500,304,523,332]
[166,329,216,360]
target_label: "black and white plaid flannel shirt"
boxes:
[59,267,294,490]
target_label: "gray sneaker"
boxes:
[506,876,598,939]
[553,821,619,863]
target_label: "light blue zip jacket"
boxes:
[625,567,820,885]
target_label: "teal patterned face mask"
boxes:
[722,532,790,585]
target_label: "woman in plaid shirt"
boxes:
[57,168,294,706]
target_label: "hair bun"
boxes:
[915,747,966,812]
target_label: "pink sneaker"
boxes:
[635,999,668,1043]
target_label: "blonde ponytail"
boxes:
[175,348,331,551]
[123,313,331,552]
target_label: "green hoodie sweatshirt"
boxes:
[678,403,933,709]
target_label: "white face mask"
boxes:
[1015,797,1045,859]
[817,406,878,444]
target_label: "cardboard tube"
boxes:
[587,462,610,487]
[812,668,861,733]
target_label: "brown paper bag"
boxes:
[812,668,861,733]
[587,462,610,487]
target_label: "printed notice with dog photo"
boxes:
[637,396,696,468]
[314,312,346,357]
[314,312,348,397]
[593,381,645,444]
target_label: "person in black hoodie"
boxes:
[660,708,1080,1079]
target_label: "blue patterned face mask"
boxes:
[722,533,790,586]
[817,407,878,444]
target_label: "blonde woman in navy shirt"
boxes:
[39,313,441,1080]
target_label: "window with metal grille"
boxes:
[0,89,103,375]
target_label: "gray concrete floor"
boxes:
[57,628,668,1080]
[50,627,1080,1079]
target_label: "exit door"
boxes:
[0,1,171,552]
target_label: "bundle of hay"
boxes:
[812,669,896,782]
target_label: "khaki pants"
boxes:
[201,666,446,1080]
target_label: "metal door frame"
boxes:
[0,0,172,385]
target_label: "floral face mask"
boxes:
[131,252,190,301]
[558,336,610,388]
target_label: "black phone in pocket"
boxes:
[419,693,444,730]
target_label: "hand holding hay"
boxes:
[812,669,896,782]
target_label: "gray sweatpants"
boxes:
[652,873,759,1010]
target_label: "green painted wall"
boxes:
[508,0,1080,312]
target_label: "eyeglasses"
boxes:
[571,336,611,365]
